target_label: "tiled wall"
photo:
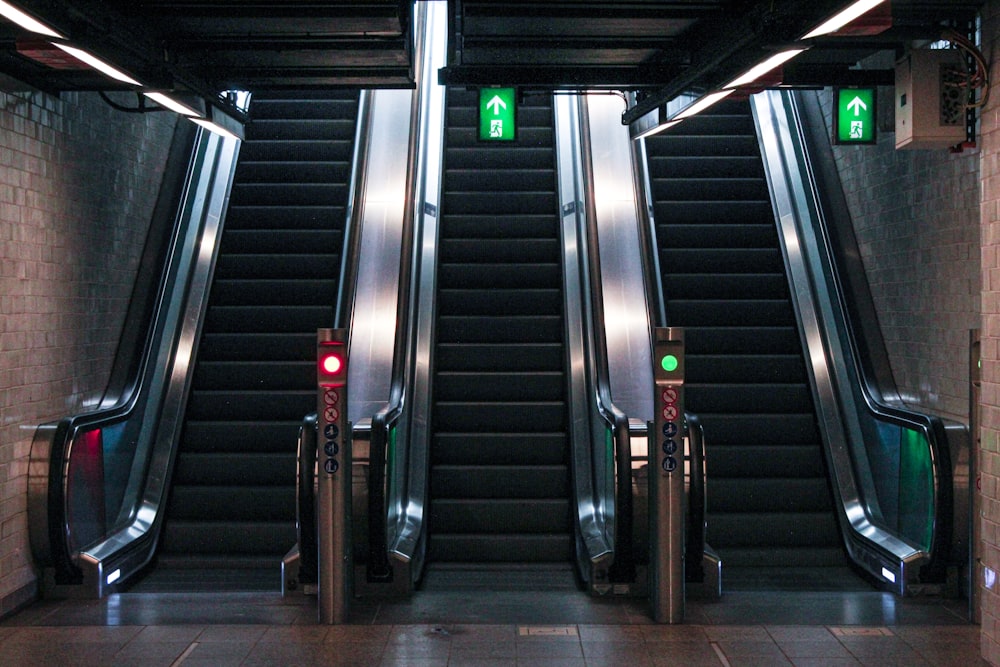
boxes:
[819,87,980,423]
[0,89,176,615]
[981,2,1000,662]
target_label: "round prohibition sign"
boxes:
[661,387,678,404]
[324,389,340,406]
[324,406,340,423]
[662,405,678,421]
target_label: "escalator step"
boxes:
[220,229,344,254]
[432,433,568,466]
[659,247,784,273]
[434,372,564,401]
[430,466,570,499]
[666,299,794,326]
[709,444,828,478]
[214,253,342,280]
[697,413,820,445]
[436,315,563,343]
[235,160,351,185]
[435,343,564,372]
[428,534,573,563]
[168,485,294,521]
[440,238,560,263]
[652,177,767,202]
[180,421,301,454]
[651,200,773,225]
[708,512,840,549]
[204,304,334,332]
[185,390,314,421]
[710,478,834,512]
[686,354,806,384]
[659,223,777,249]
[441,214,558,238]
[173,452,295,486]
[437,289,562,316]
[230,182,349,207]
[193,360,313,390]
[433,402,566,431]
[665,273,788,300]
[225,205,347,230]
[159,521,296,556]
[430,499,569,532]
[245,119,356,142]
[209,279,338,306]
[684,326,801,355]
[198,332,315,362]
[438,263,561,289]
[686,383,814,414]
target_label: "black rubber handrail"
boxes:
[296,414,319,585]
[685,413,706,581]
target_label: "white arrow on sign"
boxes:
[847,96,868,116]
[486,95,507,115]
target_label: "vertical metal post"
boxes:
[317,328,351,623]
[650,327,685,623]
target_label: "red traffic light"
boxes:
[321,353,343,375]
[317,342,347,387]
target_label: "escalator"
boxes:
[425,89,574,579]
[644,99,844,575]
[153,91,362,583]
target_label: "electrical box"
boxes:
[895,49,967,150]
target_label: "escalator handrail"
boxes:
[369,0,444,576]
[28,126,239,594]
[752,89,955,589]
[685,413,707,580]
[295,414,319,585]
[574,95,637,581]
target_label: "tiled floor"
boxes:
[0,576,986,667]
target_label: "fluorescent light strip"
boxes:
[802,0,888,39]
[144,92,200,117]
[52,43,141,86]
[634,119,682,141]
[673,90,735,121]
[725,48,807,88]
[0,1,63,38]
[191,117,239,140]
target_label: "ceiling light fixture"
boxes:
[673,90,736,120]
[191,117,240,141]
[0,1,63,39]
[634,118,682,141]
[51,43,141,86]
[144,92,200,117]
[724,48,808,88]
[801,0,888,39]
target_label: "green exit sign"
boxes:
[479,87,516,142]
[835,88,876,145]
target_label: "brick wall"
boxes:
[981,2,1000,662]
[0,89,176,614]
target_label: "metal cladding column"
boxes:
[316,328,350,623]
[650,327,685,623]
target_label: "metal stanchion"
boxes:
[316,328,351,623]
[650,327,685,623]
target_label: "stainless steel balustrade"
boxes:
[28,127,241,597]
[751,89,969,596]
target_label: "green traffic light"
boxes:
[661,354,679,372]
